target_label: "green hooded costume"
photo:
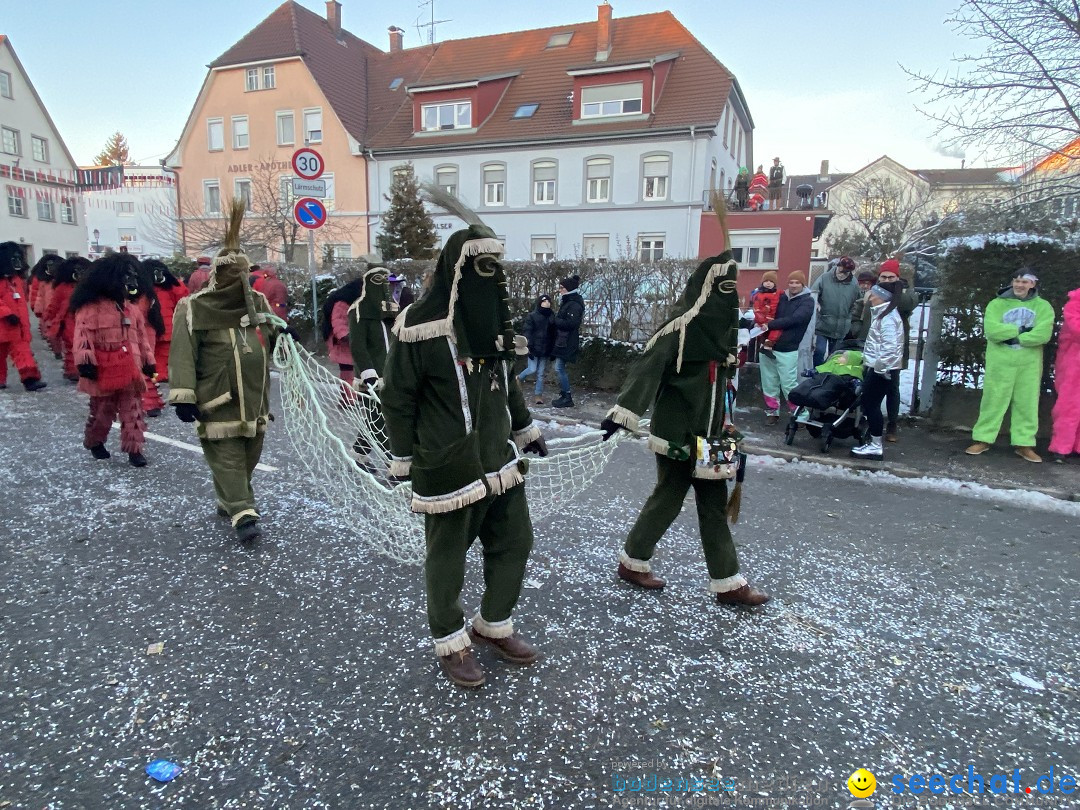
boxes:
[380,224,541,656]
[168,221,286,528]
[348,267,396,382]
[606,253,753,595]
[971,286,1055,447]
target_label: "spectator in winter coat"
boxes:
[552,275,584,408]
[1049,286,1080,463]
[0,242,47,391]
[145,259,189,382]
[851,280,905,460]
[518,294,555,404]
[874,259,917,442]
[256,267,289,322]
[811,256,861,365]
[71,253,154,466]
[760,271,814,424]
[966,269,1055,463]
[849,270,878,343]
[187,256,212,294]
[751,271,782,354]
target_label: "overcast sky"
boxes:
[3,0,986,172]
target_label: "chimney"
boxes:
[819,159,829,180]
[388,26,403,53]
[596,2,612,62]
[326,1,342,35]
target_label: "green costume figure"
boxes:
[168,203,288,543]
[348,266,397,386]
[381,207,547,688]
[967,270,1055,463]
[600,253,769,606]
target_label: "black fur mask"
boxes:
[0,241,26,279]
[143,258,180,289]
[56,256,90,285]
[70,254,138,311]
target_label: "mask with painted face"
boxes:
[0,242,23,279]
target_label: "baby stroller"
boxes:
[783,348,868,453]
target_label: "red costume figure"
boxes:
[322,278,361,386]
[132,263,166,416]
[1049,287,1080,461]
[187,256,212,294]
[255,266,289,322]
[0,242,46,391]
[30,254,64,356]
[44,256,88,381]
[71,253,154,466]
[144,259,188,381]
[752,270,782,349]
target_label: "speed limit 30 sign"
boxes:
[292,147,324,180]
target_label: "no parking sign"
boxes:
[294,197,327,229]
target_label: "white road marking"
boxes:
[111,423,279,472]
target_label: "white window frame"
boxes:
[262,65,276,89]
[483,163,505,206]
[642,153,671,201]
[586,157,612,203]
[279,175,296,210]
[421,101,472,132]
[31,135,48,163]
[203,180,222,217]
[0,70,11,99]
[434,165,458,197]
[728,229,780,270]
[234,178,253,209]
[276,110,295,146]
[245,68,259,92]
[232,115,249,150]
[207,118,224,152]
[303,108,323,144]
[581,82,644,119]
[2,126,20,156]
[118,227,137,243]
[37,197,55,221]
[638,234,665,263]
[531,236,556,262]
[582,234,610,262]
[532,160,557,205]
[324,242,352,260]
[61,197,76,225]
[115,201,135,216]
[6,186,25,218]
[321,172,336,206]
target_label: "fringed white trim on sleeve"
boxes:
[200,391,233,412]
[167,387,197,405]
[709,573,748,593]
[472,613,514,639]
[433,626,472,657]
[388,455,412,477]
[485,460,525,495]
[512,423,541,450]
[619,551,651,573]
[606,405,640,433]
[359,368,377,382]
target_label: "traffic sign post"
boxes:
[292,146,327,336]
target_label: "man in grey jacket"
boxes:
[811,257,861,365]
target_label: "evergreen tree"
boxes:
[376,164,438,260]
[93,131,131,166]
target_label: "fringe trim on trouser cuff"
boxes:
[485,460,524,496]
[619,551,651,573]
[709,574,747,593]
[230,508,260,527]
[607,405,641,433]
[472,613,514,638]
[433,626,472,657]
[411,479,488,514]
[512,423,541,449]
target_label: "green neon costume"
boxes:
[971,289,1055,447]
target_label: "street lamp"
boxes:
[92,229,100,254]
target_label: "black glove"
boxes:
[174,403,201,423]
[522,435,548,457]
[77,363,98,380]
[600,418,626,441]
[142,364,156,378]
[1003,337,1020,346]
[3,314,18,326]
[1018,324,1033,334]
[281,326,300,341]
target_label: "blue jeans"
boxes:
[813,334,838,367]
[554,357,571,395]
[517,356,548,397]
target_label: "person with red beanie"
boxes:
[187,256,212,294]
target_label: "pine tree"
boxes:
[376,164,438,260]
[93,131,131,166]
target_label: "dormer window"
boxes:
[581,82,643,118]
[546,32,573,48]
[422,101,472,131]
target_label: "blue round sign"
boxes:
[294,197,327,229]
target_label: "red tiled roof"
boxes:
[367,11,735,150]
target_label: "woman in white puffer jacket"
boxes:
[852,280,905,460]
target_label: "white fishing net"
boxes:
[273,336,633,565]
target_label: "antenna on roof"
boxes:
[416,0,451,44]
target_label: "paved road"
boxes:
[1,359,1077,808]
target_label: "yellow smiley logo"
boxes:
[847,769,876,798]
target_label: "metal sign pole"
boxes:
[308,229,318,336]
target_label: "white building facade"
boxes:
[0,36,84,260]
[81,166,179,259]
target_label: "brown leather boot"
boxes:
[469,627,538,665]
[1014,446,1043,463]
[438,646,485,688]
[618,563,666,590]
[715,584,770,606]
